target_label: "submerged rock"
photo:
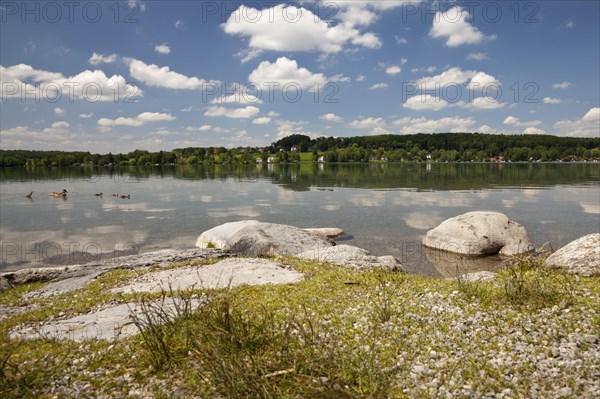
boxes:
[195,220,333,256]
[423,211,534,257]
[545,233,600,276]
[424,247,506,279]
[296,244,403,270]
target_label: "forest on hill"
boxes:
[1,133,598,167]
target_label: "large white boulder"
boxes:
[297,244,403,270]
[545,233,600,276]
[423,211,534,256]
[195,220,333,256]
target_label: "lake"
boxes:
[1,163,599,277]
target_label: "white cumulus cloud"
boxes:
[553,107,600,137]
[403,95,449,111]
[461,97,504,110]
[154,44,171,55]
[466,52,488,61]
[51,121,69,129]
[0,122,89,150]
[393,116,477,135]
[186,125,212,132]
[319,113,342,122]
[395,35,408,44]
[523,127,546,135]
[248,57,346,90]
[430,6,497,47]
[553,81,572,89]
[204,106,260,119]
[88,52,118,65]
[128,59,218,90]
[222,4,384,62]
[369,82,388,90]
[386,66,402,76]
[504,116,542,127]
[211,92,263,105]
[252,117,271,125]
[543,97,562,104]
[0,64,142,102]
[370,126,392,135]
[97,112,175,131]
[348,117,386,130]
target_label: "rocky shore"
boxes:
[1,215,598,398]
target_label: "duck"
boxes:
[95,192,103,197]
[50,189,68,198]
[112,193,119,197]
[25,192,33,199]
[119,194,130,199]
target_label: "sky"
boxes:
[1,0,599,152]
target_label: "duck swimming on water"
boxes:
[119,194,130,199]
[50,189,68,198]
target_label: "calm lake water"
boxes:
[1,163,599,277]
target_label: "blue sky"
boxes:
[1,0,599,152]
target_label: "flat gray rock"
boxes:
[458,271,498,282]
[11,258,303,342]
[195,220,333,256]
[26,272,107,299]
[423,211,534,256]
[545,233,600,276]
[296,244,403,270]
[0,276,12,292]
[2,248,222,288]
[112,258,303,294]
[10,298,201,342]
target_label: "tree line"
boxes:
[1,133,598,167]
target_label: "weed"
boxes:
[0,332,74,399]
[455,246,576,309]
[127,285,200,370]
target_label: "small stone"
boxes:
[581,334,599,344]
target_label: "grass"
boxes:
[298,152,315,162]
[0,255,598,398]
[455,249,577,310]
